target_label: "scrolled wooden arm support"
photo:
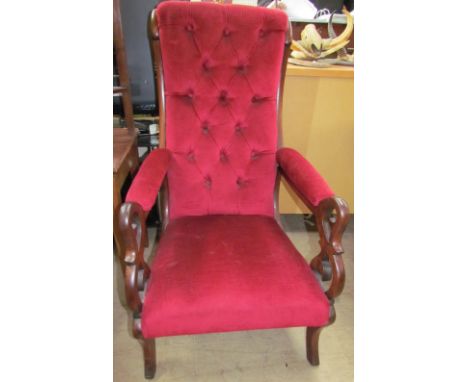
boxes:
[118,202,152,338]
[310,196,350,301]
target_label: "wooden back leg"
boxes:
[306,326,324,365]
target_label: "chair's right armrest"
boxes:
[125,148,171,213]
[276,147,334,208]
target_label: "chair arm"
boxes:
[276,148,350,300]
[118,202,152,338]
[276,148,334,208]
[125,148,171,213]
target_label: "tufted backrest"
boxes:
[156,1,288,219]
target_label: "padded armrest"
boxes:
[125,148,171,212]
[276,148,334,208]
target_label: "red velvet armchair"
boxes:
[117,1,350,379]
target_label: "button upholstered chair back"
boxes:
[152,1,290,219]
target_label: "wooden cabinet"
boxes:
[280,65,354,213]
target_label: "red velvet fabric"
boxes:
[125,149,171,212]
[157,2,288,219]
[277,148,334,207]
[141,215,330,338]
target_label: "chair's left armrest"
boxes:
[125,148,171,213]
[277,147,350,300]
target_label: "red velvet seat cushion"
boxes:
[141,215,330,338]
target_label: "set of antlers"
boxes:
[290,7,354,68]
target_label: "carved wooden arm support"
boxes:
[310,197,350,301]
[118,202,152,338]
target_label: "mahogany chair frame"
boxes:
[117,3,350,379]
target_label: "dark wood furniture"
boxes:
[113,128,139,256]
[113,0,135,129]
[113,0,140,255]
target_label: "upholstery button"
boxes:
[187,150,195,162]
[251,150,259,160]
[204,175,212,189]
[201,122,209,135]
[219,149,228,162]
[236,177,243,188]
[185,23,195,33]
[202,59,212,72]
[223,28,231,37]
[236,62,247,74]
[234,122,243,134]
[219,90,229,105]
[185,89,194,101]
[251,95,260,103]
[259,28,266,38]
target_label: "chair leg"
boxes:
[306,326,323,366]
[306,306,336,366]
[139,338,156,379]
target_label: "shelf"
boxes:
[286,64,354,79]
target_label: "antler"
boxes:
[290,7,354,66]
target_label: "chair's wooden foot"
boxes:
[306,306,336,366]
[306,326,323,366]
[139,338,156,379]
